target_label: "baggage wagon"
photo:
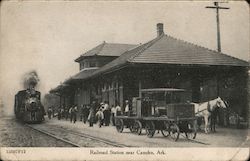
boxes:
[115,88,197,141]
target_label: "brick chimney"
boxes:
[157,23,164,37]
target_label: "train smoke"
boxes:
[22,70,40,89]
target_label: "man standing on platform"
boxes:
[80,104,84,121]
[96,108,104,128]
[110,105,116,126]
[124,100,130,116]
[69,106,73,123]
[47,106,52,119]
[83,105,89,124]
[115,103,122,116]
[88,101,96,127]
[57,107,61,120]
[65,106,69,120]
[103,101,110,126]
[72,104,78,123]
[60,108,64,119]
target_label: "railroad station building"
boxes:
[50,23,249,128]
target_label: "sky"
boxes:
[0,1,249,115]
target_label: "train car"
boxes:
[14,88,45,123]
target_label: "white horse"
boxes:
[192,97,227,133]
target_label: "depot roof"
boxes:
[51,30,249,92]
[75,42,137,62]
[92,34,248,76]
[50,84,70,93]
[64,68,98,84]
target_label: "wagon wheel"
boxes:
[129,125,134,132]
[161,121,170,137]
[133,120,142,135]
[128,120,133,132]
[129,120,135,133]
[185,120,197,139]
[115,118,124,133]
[145,121,156,138]
[169,123,180,141]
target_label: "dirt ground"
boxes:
[1,116,249,147]
[0,116,74,147]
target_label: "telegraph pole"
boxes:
[206,2,229,52]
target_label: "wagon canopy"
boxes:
[140,88,191,105]
[141,88,186,93]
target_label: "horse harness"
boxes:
[195,101,215,115]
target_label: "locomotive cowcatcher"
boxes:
[14,87,45,123]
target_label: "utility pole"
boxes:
[206,2,229,52]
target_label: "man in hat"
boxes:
[82,105,89,124]
[47,106,52,119]
[115,103,122,116]
[79,104,84,121]
[57,107,61,120]
[124,100,130,116]
[65,106,69,120]
[100,102,105,110]
[72,104,78,123]
[88,101,96,127]
[103,101,110,126]
[96,108,104,128]
[69,105,73,123]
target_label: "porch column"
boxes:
[59,95,62,107]
[248,70,250,129]
[139,80,142,98]
[119,82,123,107]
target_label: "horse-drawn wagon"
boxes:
[115,88,197,141]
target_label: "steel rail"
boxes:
[46,124,207,146]
[27,123,208,146]
[46,125,133,147]
[27,124,132,147]
[179,134,210,145]
[69,130,132,147]
[187,138,210,145]
[25,124,80,147]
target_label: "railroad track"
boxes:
[179,133,210,145]
[45,124,132,147]
[25,124,131,147]
[52,125,208,146]
[26,123,208,147]
[25,124,80,147]
[187,138,210,145]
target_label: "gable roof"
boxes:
[130,35,248,66]
[50,84,69,93]
[75,42,137,62]
[50,68,99,93]
[64,68,98,84]
[89,34,248,77]
[90,35,162,77]
[52,34,249,91]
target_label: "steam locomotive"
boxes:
[14,87,45,123]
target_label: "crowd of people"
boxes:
[47,100,129,128]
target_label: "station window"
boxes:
[80,62,85,70]
[85,62,89,68]
[79,59,99,69]
[89,61,96,67]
